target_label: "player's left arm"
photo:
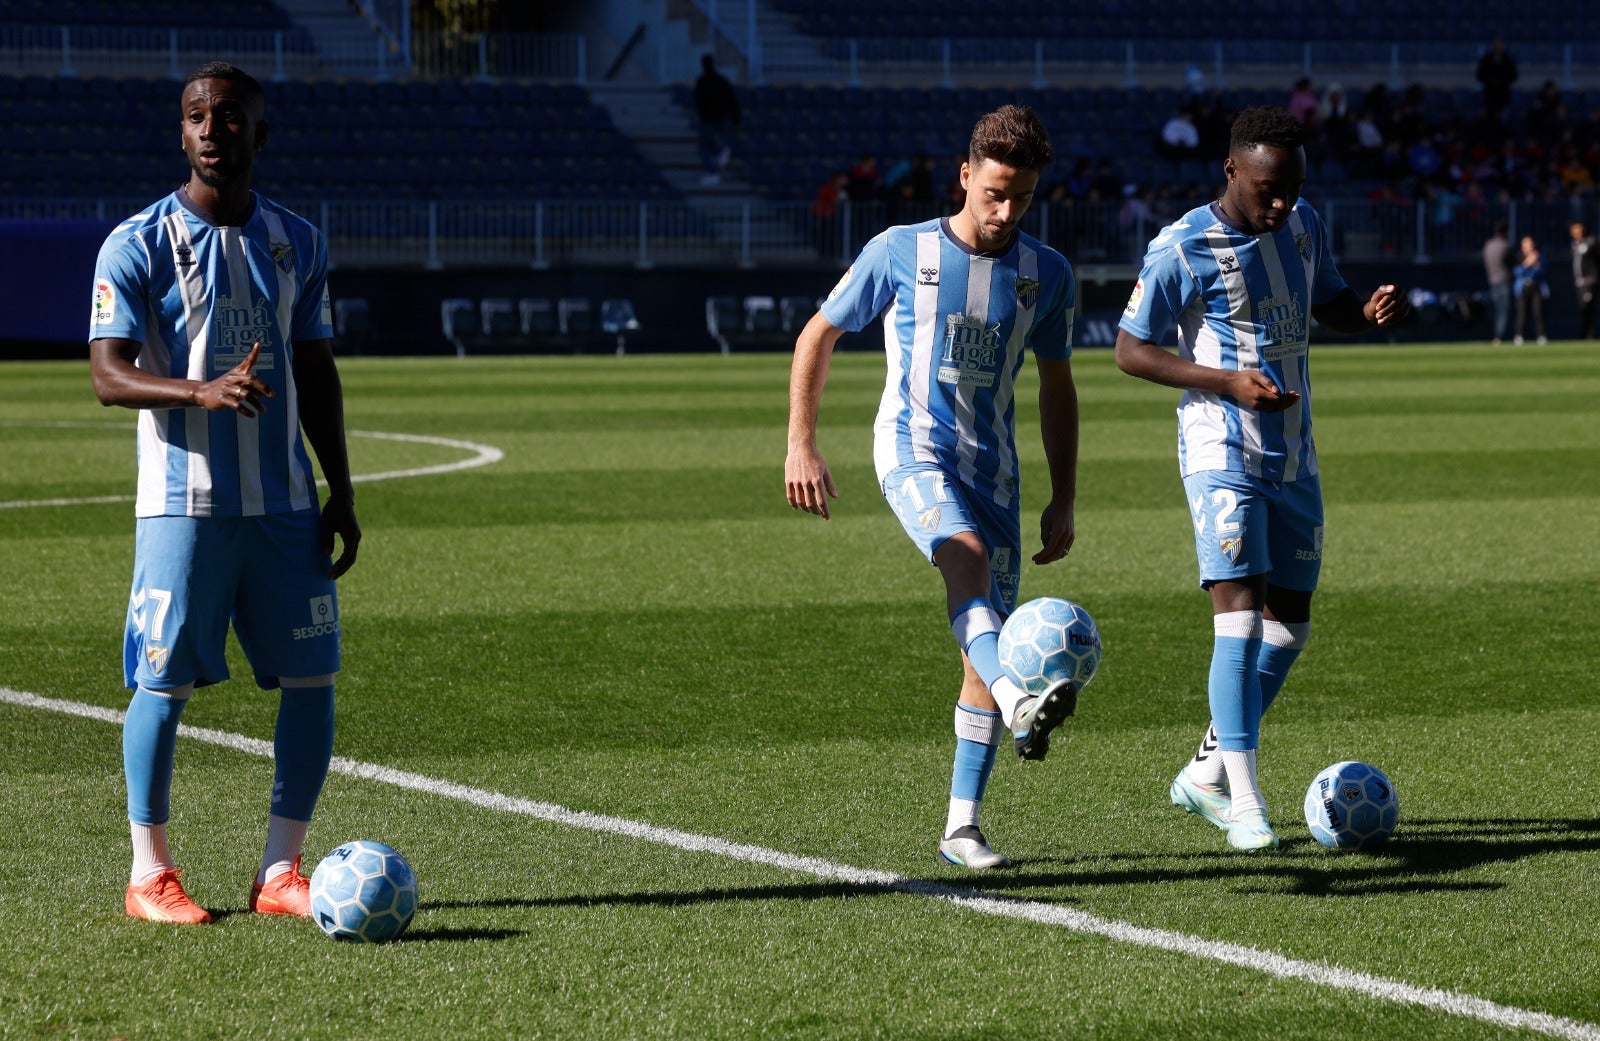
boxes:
[293,337,361,579]
[1312,285,1410,334]
[1034,355,1078,566]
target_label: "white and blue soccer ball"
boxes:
[997,596,1102,695]
[1304,761,1400,849]
[309,840,418,942]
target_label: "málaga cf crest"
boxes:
[1015,275,1040,310]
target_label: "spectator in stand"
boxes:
[1063,158,1095,199]
[1572,221,1599,339]
[1352,109,1385,176]
[693,55,741,186]
[1288,78,1319,125]
[847,153,882,203]
[1319,83,1354,161]
[1159,109,1201,163]
[1475,39,1517,123]
[1482,221,1513,345]
[1513,235,1549,345]
[908,153,937,202]
[811,171,848,219]
[1527,81,1566,146]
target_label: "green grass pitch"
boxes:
[2,342,1597,1040]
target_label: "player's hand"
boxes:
[195,341,273,417]
[785,445,838,520]
[1226,370,1300,413]
[319,495,361,578]
[1364,284,1410,326]
[1033,499,1076,565]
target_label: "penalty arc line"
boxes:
[2,686,1597,1041]
[0,429,504,510]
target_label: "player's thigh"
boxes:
[232,510,340,688]
[1265,472,1324,593]
[1182,470,1270,587]
[125,517,242,691]
[881,463,1020,611]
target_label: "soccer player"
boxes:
[785,106,1080,869]
[1114,106,1409,850]
[89,62,360,922]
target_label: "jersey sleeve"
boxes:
[1118,238,1197,344]
[88,229,149,344]
[1304,206,1350,307]
[819,230,895,333]
[292,225,335,341]
[1031,256,1075,361]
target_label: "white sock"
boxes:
[990,676,1032,729]
[257,815,310,885]
[945,798,980,838]
[1221,748,1266,819]
[1185,724,1228,788]
[130,822,174,885]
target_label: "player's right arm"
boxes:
[785,310,846,519]
[1113,242,1299,413]
[91,339,274,417]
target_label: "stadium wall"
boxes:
[5,254,1558,361]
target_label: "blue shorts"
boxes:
[124,511,340,691]
[882,462,1021,612]
[1181,470,1324,591]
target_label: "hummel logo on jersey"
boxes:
[174,245,194,267]
[918,266,939,286]
[1218,254,1238,273]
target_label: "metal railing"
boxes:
[7,197,1596,272]
[4,24,1597,88]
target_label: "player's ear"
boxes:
[1222,156,1236,183]
[959,162,971,189]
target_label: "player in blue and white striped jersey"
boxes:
[1115,106,1410,851]
[787,106,1081,869]
[89,63,359,923]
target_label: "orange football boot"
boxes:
[249,857,312,917]
[126,869,212,924]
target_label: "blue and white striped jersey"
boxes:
[89,191,334,518]
[1119,199,1347,482]
[821,217,1075,508]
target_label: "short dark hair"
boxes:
[969,105,1053,172]
[182,61,265,109]
[1229,105,1305,153]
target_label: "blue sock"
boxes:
[124,687,188,825]
[951,707,1000,802]
[1208,611,1264,751]
[1257,642,1302,716]
[272,686,335,821]
[951,598,1005,688]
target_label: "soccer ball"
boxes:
[1304,762,1399,849]
[309,840,418,942]
[997,597,1102,695]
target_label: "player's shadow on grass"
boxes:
[1004,815,1600,898]
[426,881,889,913]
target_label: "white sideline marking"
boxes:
[3,686,1597,1041]
[0,429,503,510]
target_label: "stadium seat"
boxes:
[441,298,476,357]
[558,297,592,336]
[333,297,370,355]
[780,295,817,333]
[481,298,518,339]
[705,295,743,352]
[745,296,780,336]
[520,297,556,336]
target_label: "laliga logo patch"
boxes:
[92,279,116,325]
[826,266,853,302]
[270,240,296,273]
[144,645,170,675]
[1219,536,1243,563]
[1123,279,1144,317]
[1015,275,1040,310]
[1295,231,1312,261]
[918,505,942,531]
